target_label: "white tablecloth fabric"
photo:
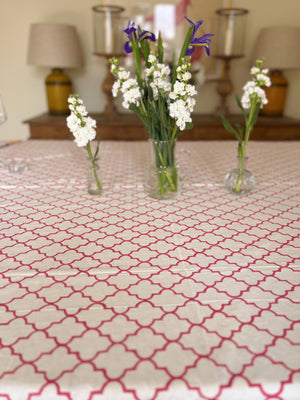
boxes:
[0,140,299,400]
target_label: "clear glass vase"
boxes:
[224,156,255,195]
[87,158,102,195]
[146,139,179,200]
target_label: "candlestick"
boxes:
[224,15,234,56]
[214,8,248,115]
[92,5,125,116]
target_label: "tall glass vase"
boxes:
[87,158,102,196]
[146,139,179,200]
[225,156,255,195]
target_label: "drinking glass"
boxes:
[0,95,7,125]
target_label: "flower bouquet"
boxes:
[110,18,213,199]
[67,95,102,195]
[220,58,271,195]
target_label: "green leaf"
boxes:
[249,103,260,131]
[94,137,101,159]
[172,26,193,85]
[236,96,247,120]
[218,113,241,141]
[235,124,245,139]
[184,122,194,130]
[157,32,163,63]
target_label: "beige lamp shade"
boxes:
[252,26,300,70]
[27,23,83,68]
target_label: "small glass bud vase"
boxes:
[87,158,102,196]
[146,139,180,200]
[225,156,255,195]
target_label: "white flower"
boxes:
[186,97,196,112]
[185,84,197,97]
[76,105,88,117]
[178,71,192,82]
[67,95,97,148]
[145,66,154,78]
[250,67,260,75]
[112,81,121,97]
[85,116,97,129]
[68,96,77,105]
[121,78,139,92]
[256,74,271,87]
[118,70,130,80]
[111,64,117,74]
[173,81,186,95]
[241,86,267,109]
[67,114,81,132]
[72,124,96,147]
[123,87,142,108]
[150,82,159,100]
[243,81,256,92]
[148,54,156,64]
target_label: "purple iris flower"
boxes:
[185,17,214,56]
[123,20,156,54]
[124,21,137,53]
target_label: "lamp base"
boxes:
[46,68,72,115]
[260,70,288,117]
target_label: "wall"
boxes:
[0,0,299,141]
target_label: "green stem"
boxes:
[86,142,102,192]
[235,157,244,194]
[171,124,179,141]
[236,99,259,193]
[153,140,177,195]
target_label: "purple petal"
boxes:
[138,30,156,42]
[191,33,214,42]
[185,17,203,35]
[124,41,133,54]
[185,46,195,56]
[124,20,136,38]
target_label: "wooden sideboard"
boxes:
[24,112,300,141]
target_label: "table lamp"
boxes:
[27,23,83,115]
[252,26,300,116]
[92,4,125,117]
[213,8,248,115]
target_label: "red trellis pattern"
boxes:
[0,140,299,400]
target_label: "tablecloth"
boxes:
[0,140,299,400]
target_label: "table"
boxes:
[23,113,300,141]
[0,140,299,400]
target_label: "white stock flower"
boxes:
[256,74,271,87]
[118,70,130,80]
[122,87,142,108]
[145,66,154,78]
[185,84,197,96]
[72,124,96,147]
[150,82,159,100]
[250,67,260,75]
[243,81,256,92]
[67,114,81,132]
[241,86,267,109]
[68,96,77,105]
[178,71,192,82]
[186,97,196,112]
[76,105,88,117]
[148,54,156,64]
[112,81,121,97]
[121,78,139,92]
[173,81,186,96]
[67,96,97,148]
